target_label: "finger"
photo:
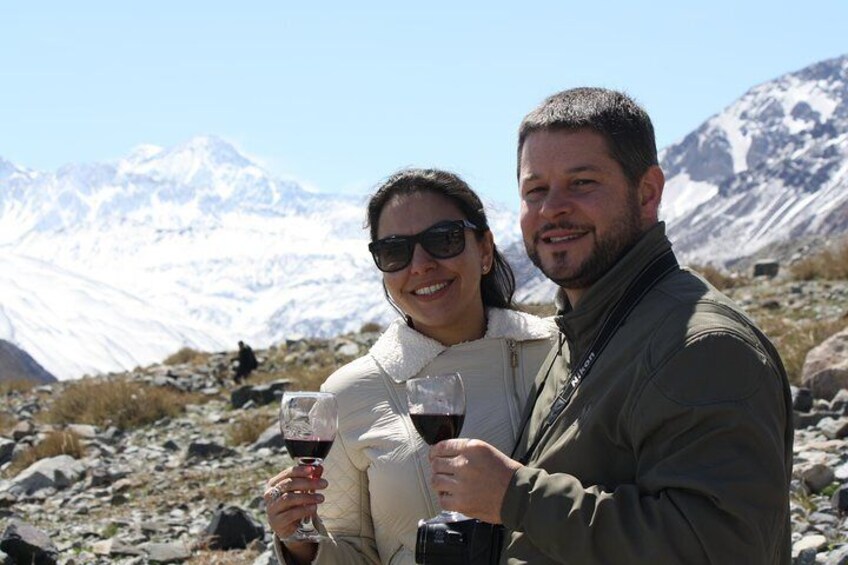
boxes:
[266,476,329,497]
[429,438,469,459]
[269,503,320,538]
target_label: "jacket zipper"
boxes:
[507,339,521,437]
[508,339,518,368]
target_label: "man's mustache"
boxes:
[531,222,592,244]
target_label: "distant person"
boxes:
[263,168,555,563]
[233,340,258,384]
[425,88,793,563]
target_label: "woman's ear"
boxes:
[480,230,495,273]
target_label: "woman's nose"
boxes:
[408,242,437,274]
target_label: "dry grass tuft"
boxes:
[689,264,750,290]
[164,347,210,366]
[752,313,847,386]
[43,378,195,430]
[0,378,39,396]
[0,411,17,436]
[227,413,275,446]
[6,429,85,476]
[790,241,848,281]
[359,322,383,333]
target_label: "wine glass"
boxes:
[279,391,338,542]
[406,372,467,524]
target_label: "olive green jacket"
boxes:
[500,223,793,564]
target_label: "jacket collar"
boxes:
[555,222,675,356]
[370,308,554,383]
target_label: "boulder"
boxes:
[251,423,284,451]
[185,441,237,461]
[0,438,14,466]
[802,329,848,400]
[203,505,264,550]
[0,519,59,565]
[10,454,86,495]
[793,387,814,413]
[231,380,292,409]
[752,259,780,278]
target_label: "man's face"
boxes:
[519,129,647,304]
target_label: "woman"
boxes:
[265,168,554,564]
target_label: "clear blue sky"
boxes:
[1,1,846,207]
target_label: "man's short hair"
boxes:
[517,87,658,187]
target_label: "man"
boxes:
[429,88,793,563]
[234,340,258,384]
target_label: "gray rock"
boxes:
[825,544,848,565]
[10,454,86,495]
[203,505,264,550]
[0,439,14,466]
[832,486,848,512]
[801,464,835,494]
[818,417,848,439]
[795,411,841,429]
[831,390,848,413]
[251,423,284,451]
[802,329,848,400]
[140,541,191,563]
[753,260,780,278]
[185,441,237,461]
[0,519,59,565]
[231,380,291,409]
[794,388,815,413]
[91,538,144,557]
[11,421,35,442]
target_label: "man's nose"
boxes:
[540,183,574,220]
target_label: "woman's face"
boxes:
[376,191,494,346]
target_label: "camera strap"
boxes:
[514,249,678,465]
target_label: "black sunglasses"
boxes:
[368,219,480,273]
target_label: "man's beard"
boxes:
[525,198,643,290]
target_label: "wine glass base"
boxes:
[284,530,330,543]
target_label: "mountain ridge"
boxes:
[2,54,847,379]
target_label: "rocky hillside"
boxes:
[0,269,847,564]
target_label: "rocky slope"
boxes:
[0,273,847,564]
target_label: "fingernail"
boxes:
[316,494,325,502]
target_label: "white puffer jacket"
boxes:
[275,308,554,564]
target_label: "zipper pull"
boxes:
[508,339,518,368]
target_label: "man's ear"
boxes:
[638,165,664,225]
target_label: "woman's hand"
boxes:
[264,464,327,562]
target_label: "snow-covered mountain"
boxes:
[0,137,530,379]
[661,54,848,265]
[2,54,847,380]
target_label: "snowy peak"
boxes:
[662,53,848,265]
[121,135,254,185]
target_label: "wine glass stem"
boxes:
[298,458,324,533]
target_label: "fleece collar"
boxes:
[369,308,554,383]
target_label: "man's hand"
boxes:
[429,438,522,524]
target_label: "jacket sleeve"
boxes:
[500,331,790,563]
[273,426,382,565]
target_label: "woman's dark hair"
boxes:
[366,168,516,311]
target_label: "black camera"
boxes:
[415,518,504,564]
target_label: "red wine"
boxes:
[410,413,465,445]
[285,438,334,460]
